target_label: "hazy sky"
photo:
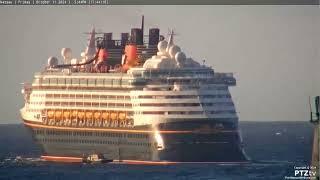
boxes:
[0,6,318,124]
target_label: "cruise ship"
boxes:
[20,17,247,162]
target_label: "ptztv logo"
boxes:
[294,170,317,177]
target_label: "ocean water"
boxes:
[0,121,315,180]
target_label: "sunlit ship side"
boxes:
[20,17,247,162]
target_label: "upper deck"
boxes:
[31,66,235,91]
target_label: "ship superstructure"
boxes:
[20,17,247,162]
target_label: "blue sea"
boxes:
[0,121,315,180]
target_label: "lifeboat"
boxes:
[94,111,101,120]
[55,110,62,119]
[63,111,70,119]
[71,110,78,119]
[101,111,109,120]
[118,112,126,120]
[110,112,118,121]
[78,111,85,119]
[47,110,54,119]
[85,111,93,120]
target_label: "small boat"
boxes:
[82,153,113,164]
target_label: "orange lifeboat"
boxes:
[63,111,70,119]
[47,110,54,119]
[85,111,93,120]
[78,111,85,119]
[110,111,118,121]
[55,110,62,120]
[94,111,101,120]
[71,110,78,119]
[101,111,109,120]
[118,112,126,120]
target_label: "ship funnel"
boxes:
[141,15,144,37]
[310,96,320,123]
[315,96,320,120]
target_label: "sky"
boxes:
[0,6,319,124]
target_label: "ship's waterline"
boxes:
[20,16,247,162]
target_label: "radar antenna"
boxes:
[166,29,177,52]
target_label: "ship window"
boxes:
[84,94,91,99]
[88,79,96,85]
[33,78,40,84]
[100,103,107,107]
[72,79,80,85]
[104,79,112,85]
[113,79,120,86]
[80,79,87,86]
[108,103,115,107]
[42,78,49,85]
[92,95,99,99]
[124,96,130,99]
[61,94,69,98]
[66,78,71,85]
[121,80,129,86]
[58,78,65,85]
[142,111,164,115]
[49,78,57,85]
[76,94,83,98]
[96,79,104,85]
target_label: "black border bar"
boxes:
[0,0,318,5]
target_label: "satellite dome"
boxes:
[174,52,186,64]
[48,56,59,67]
[169,45,181,58]
[61,48,72,59]
[157,40,168,53]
